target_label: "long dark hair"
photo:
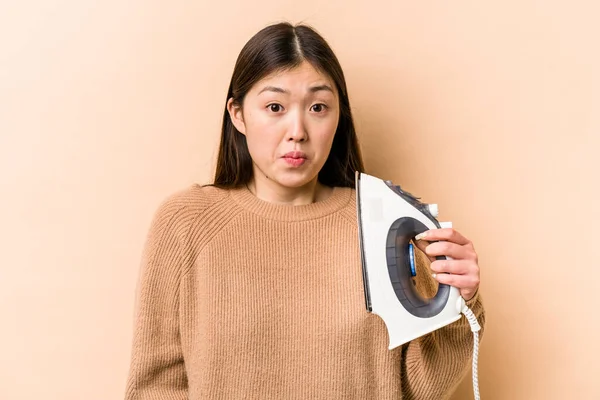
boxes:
[213,22,364,189]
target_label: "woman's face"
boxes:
[228,61,340,192]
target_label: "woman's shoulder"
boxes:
[152,183,232,224]
[163,183,229,205]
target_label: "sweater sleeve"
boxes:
[400,247,486,400]
[125,201,189,400]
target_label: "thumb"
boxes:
[412,238,436,263]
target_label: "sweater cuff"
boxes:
[464,288,480,308]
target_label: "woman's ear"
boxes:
[227,98,246,135]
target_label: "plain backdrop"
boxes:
[1,1,598,399]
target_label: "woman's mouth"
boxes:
[282,151,307,167]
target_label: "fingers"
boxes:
[430,259,473,275]
[430,258,480,301]
[415,228,472,247]
[414,228,480,301]
[432,271,480,301]
[431,271,479,287]
[422,240,477,261]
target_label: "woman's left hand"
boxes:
[414,228,480,301]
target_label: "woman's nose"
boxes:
[286,113,308,142]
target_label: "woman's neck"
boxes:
[246,177,333,206]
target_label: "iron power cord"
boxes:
[461,304,481,400]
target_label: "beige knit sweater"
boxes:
[125,184,485,400]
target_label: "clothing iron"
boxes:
[356,171,465,350]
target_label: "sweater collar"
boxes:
[229,184,353,222]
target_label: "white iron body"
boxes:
[356,172,465,350]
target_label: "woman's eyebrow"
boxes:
[309,84,334,93]
[258,86,289,95]
[257,84,334,95]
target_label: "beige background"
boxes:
[1,1,598,399]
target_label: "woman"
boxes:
[125,22,484,400]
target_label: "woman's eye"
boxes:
[268,104,283,112]
[311,104,327,113]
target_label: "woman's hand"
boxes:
[414,228,480,301]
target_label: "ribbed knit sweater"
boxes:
[125,184,485,400]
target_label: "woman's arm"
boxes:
[125,201,189,400]
[400,289,485,399]
[400,231,486,399]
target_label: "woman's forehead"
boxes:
[252,62,337,95]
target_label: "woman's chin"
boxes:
[272,172,318,190]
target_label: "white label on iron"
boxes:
[367,198,383,221]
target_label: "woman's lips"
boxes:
[283,157,306,167]
[282,151,307,167]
